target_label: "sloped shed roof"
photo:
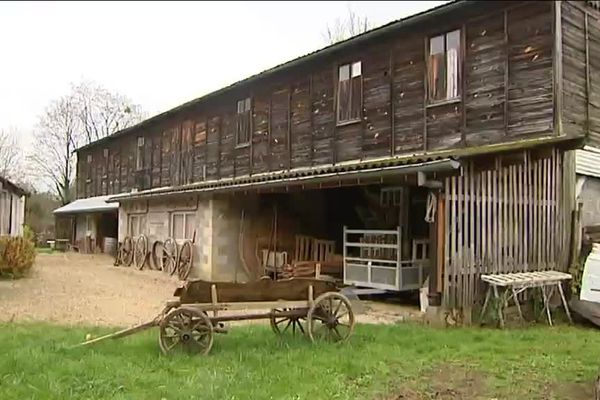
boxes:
[53,195,118,215]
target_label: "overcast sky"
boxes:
[0,1,447,149]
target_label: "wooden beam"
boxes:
[217,115,222,179]
[250,95,254,176]
[423,36,429,152]
[503,9,509,135]
[332,63,338,165]
[389,50,395,156]
[553,0,563,136]
[309,74,315,166]
[287,85,292,170]
[461,24,467,146]
[267,97,272,172]
[585,13,591,137]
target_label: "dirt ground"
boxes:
[0,253,420,327]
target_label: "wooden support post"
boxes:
[211,284,218,318]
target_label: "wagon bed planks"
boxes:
[175,277,338,304]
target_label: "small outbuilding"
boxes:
[53,195,119,254]
[0,176,28,237]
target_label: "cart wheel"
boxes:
[134,235,148,270]
[307,292,355,343]
[122,236,134,267]
[270,308,307,336]
[178,240,194,281]
[163,238,178,276]
[151,240,165,271]
[159,308,213,355]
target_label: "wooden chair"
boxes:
[313,239,335,263]
[294,235,314,263]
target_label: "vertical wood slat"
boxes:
[492,166,498,274]
[481,170,488,274]
[444,176,451,308]
[551,150,556,266]
[502,162,507,273]
[531,155,539,270]
[524,154,529,270]
[457,169,467,310]
[469,163,475,306]
[450,176,457,308]
[475,166,482,289]
[487,170,492,274]
[544,157,550,269]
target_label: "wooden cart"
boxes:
[78,277,355,355]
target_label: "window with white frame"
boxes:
[337,61,362,124]
[171,212,196,241]
[427,29,461,102]
[128,214,146,237]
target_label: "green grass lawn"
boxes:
[0,322,598,399]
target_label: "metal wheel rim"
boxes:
[151,241,165,271]
[163,238,179,276]
[123,237,134,267]
[270,308,307,336]
[307,292,354,343]
[134,235,148,270]
[177,240,194,281]
[159,308,213,355]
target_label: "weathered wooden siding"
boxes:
[443,148,575,310]
[561,1,600,145]
[76,1,562,199]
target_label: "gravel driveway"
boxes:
[0,253,419,327]
[0,253,180,326]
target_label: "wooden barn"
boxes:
[68,0,600,318]
[0,176,27,237]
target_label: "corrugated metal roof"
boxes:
[76,0,465,153]
[109,157,460,202]
[53,195,118,214]
[576,146,600,178]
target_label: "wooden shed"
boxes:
[0,176,27,237]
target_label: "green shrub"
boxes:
[0,235,36,278]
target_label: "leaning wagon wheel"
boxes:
[270,308,307,336]
[134,234,148,270]
[151,240,165,271]
[307,292,355,343]
[122,236,134,267]
[163,238,179,276]
[159,307,213,355]
[177,240,194,281]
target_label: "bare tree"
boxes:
[72,80,145,145]
[29,96,79,205]
[29,81,146,204]
[0,129,21,180]
[322,5,373,45]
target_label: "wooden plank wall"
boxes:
[561,1,600,145]
[442,148,574,310]
[76,1,559,200]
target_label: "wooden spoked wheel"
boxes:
[307,292,355,343]
[163,238,178,276]
[177,240,194,281]
[151,240,165,271]
[270,308,307,336]
[122,236,134,267]
[134,234,148,270]
[159,308,213,355]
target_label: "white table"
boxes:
[480,271,573,327]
